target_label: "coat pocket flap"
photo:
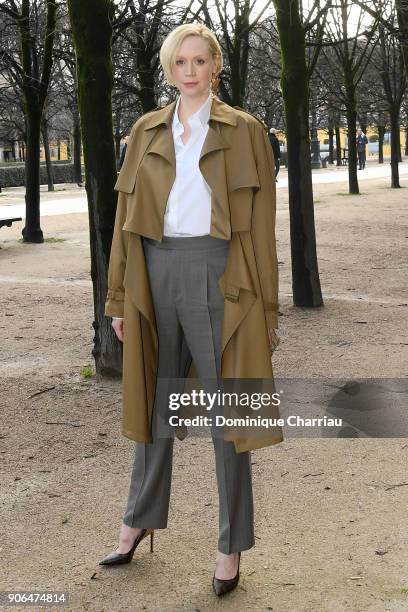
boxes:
[114,168,138,194]
[228,168,260,192]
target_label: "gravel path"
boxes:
[0,175,407,611]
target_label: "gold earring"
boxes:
[210,72,220,94]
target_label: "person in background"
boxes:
[118,134,129,169]
[268,128,281,181]
[356,129,368,170]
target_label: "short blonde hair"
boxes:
[160,24,223,87]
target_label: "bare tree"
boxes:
[53,17,84,184]
[271,0,329,312]
[375,21,407,185]
[199,0,274,106]
[0,0,57,242]
[321,1,379,194]
[353,0,408,80]
[67,0,121,375]
[0,79,26,158]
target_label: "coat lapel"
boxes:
[199,122,231,240]
[145,120,176,167]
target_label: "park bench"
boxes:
[0,217,22,229]
[341,147,349,165]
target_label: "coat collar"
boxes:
[143,95,238,130]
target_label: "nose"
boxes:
[185,61,195,76]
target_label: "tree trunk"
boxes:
[396,0,408,78]
[68,0,122,377]
[41,119,55,191]
[345,102,359,194]
[226,8,250,106]
[328,124,334,164]
[378,124,385,163]
[389,105,401,187]
[405,123,408,156]
[273,0,323,310]
[114,125,121,168]
[22,110,43,242]
[138,63,157,112]
[18,0,56,242]
[72,108,83,184]
[335,126,342,166]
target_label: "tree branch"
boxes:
[39,0,57,108]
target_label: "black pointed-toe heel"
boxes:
[212,551,241,596]
[98,528,154,566]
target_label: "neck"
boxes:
[177,90,211,121]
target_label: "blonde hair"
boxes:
[160,24,223,92]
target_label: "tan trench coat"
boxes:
[104,94,284,453]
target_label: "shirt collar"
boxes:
[173,91,213,133]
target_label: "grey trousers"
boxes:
[122,234,255,554]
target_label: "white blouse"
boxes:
[163,91,213,237]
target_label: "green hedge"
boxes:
[0,159,75,168]
[0,163,80,188]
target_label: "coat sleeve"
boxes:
[104,191,129,318]
[250,120,279,329]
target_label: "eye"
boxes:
[175,59,184,65]
[196,58,205,64]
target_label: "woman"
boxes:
[99,23,283,597]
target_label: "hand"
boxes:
[112,318,124,342]
[268,327,280,353]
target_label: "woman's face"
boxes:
[170,35,217,99]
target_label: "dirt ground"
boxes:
[1,172,408,612]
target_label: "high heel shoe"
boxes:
[212,551,241,596]
[98,528,154,566]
